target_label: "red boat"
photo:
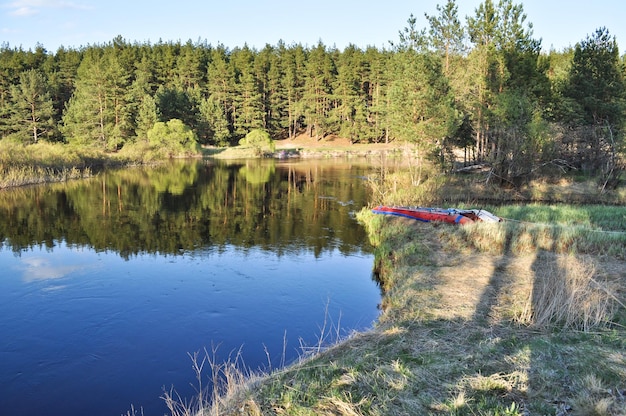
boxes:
[372,206,500,225]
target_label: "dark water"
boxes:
[0,159,381,416]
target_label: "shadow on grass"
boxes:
[164,212,626,415]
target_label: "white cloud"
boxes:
[20,257,85,282]
[4,0,91,17]
[11,5,37,15]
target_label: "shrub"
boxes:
[238,129,275,156]
[147,119,200,157]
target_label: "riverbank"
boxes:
[0,140,204,189]
[202,134,400,160]
[199,204,625,415]
[162,137,626,414]
[181,156,626,415]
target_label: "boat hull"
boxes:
[372,206,475,225]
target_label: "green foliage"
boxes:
[424,0,465,73]
[147,118,200,158]
[563,27,625,127]
[198,95,231,146]
[134,94,158,140]
[0,5,624,173]
[6,69,55,143]
[386,50,458,150]
[155,86,197,128]
[60,48,132,150]
[231,46,265,137]
[238,128,275,156]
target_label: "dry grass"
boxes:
[158,173,626,415]
[161,347,261,416]
[206,211,624,415]
[526,253,620,330]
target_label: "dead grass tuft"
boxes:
[527,253,620,330]
[570,374,624,416]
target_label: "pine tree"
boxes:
[61,47,131,149]
[425,0,465,74]
[386,50,456,148]
[561,27,625,174]
[280,43,306,138]
[135,94,158,140]
[256,44,285,137]
[332,44,368,142]
[198,95,231,146]
[364,46,390,143]
[302,42,336,139]
[564,27,625,127]
[206,45,236,135]
[7,69,55,143]
[231,46,264,138]
[174,40,205,92]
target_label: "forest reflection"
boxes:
[0,159,373,259]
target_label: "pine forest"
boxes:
[1,0,625,186]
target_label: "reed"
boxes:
[507,252,622,330]
[0,141,103,188]
[0,165,92,188]
[161,346,258,416]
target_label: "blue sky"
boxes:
[1,0,625,53]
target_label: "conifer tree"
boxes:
[7,69,55,143]
[302,42,336,139]
[198,95,231,146]
[425,0,465,74]
[280,43,306,138]
[231,46,264,137]
[206,45,236,134]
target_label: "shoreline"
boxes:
[207,207,626,415]
[3,141,624,414]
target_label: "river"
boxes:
[0,158,382,416]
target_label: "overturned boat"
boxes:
[372,206,501,225]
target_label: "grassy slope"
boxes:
[204,155,626,415]
[220,212,625,416]
[7,138,625,414]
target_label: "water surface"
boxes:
[0,159,381,416]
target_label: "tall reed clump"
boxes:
[161,347,259,416]
[507,252,623,331]
[535,254,621,330]
[0,165,92,188]
[0,141,97,188]
[366,153,442,207]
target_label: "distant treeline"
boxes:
[1,0,624,184]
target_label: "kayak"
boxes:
[372,206,501,225]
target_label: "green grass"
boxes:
[435,204,626,259]
[190,201,625,415]
[116,161,624,415]
[0,140,204,189]
[0,141,99,188]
